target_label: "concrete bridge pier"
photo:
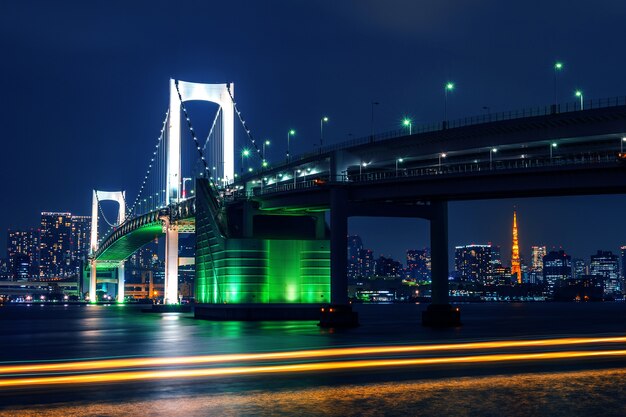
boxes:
[117,262,125,303]
[164,225,179,305]
[422,200,461,327]
[320,187,358,327]
[89,260,97,303]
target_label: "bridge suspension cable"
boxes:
[202,106,222,154]
[127,109,170,217]
[225,83,263,162]
[95,192,120,229]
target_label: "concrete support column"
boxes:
[89,260,97,302]
[423,199,459,326]
[315,213,326,239]
[164,226,179,304]
[330,188,348,304]
[117,262,125,303]
[429,200,449,305]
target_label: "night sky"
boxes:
[2,1,626,265]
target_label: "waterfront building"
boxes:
[7,229,39,280]
[543,250,572,295]
[70,215,91,277]
[347,235,363,280]
[39,212,73,278]
[357,248,375,278]
[590,250,620,295]
[455,244,500,284]
[531,245,547,272]
[620,245,626,284]
[406,248,431,281]
[375,255,403,278]
[571,258,587,280]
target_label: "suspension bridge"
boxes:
[89,78,626,326]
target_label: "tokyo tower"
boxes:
[511,210,521,283]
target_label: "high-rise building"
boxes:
[571,258,587,280]
[39,212,73,278]
[406,248,431,281]
[590,250,620,295]
[619,245,626,291]
[71,215,91,276]
[347,235,363,280]
[511,211,521,283]
[357,248,374,278]
[374,255,403,278]
[455,244,500,284]
[543,250,572,295]
[7,229,40,280]
[531,245,547,271]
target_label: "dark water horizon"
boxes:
[0,302,625,415]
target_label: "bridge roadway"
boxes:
[94,101,626,324]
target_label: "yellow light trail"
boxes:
[0,336,624,375]
[0,350,625,388]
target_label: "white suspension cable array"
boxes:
[127,109,170,216]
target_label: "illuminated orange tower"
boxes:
[511,210,522,283]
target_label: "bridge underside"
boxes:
[95,223,163,268]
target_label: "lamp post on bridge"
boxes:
[490,148,497,170]
[395,158,404,177]
[554,61,563,109]
[550,142,557,160]
[371,101,379,140]
[438,153,447,172]
[402,118,412,135]
[287,130,295,162]
[262,140,270,167]
[241,148,250,173]
[621,137,626,153]
[294,169,301,187]
[575,90,584,110]
[359,162,368,176]
[444,82,455,123]
[320,116,329,149]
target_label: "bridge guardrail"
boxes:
[252,151,619,196]
[290,96,626,163]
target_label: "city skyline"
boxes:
[6,197,626,274]
[3,1,626,267]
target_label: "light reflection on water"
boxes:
[5,368,626,417]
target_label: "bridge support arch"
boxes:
[323,196,459,327]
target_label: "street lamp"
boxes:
[621,137,626,153]
[575,90,583,110]
[371,101,379,138]
[550,142,557,159]
[490,148,497,169]
[320,116,329,148]
[287,130,295,162]
[554,61,563,107]
[444,82,455,121]
[294,169,301,186]
[359,162,368,176]
[402,118,412,135]
[395,158,404,176]
[438,153,447,171]
[241,148,250,173]
[262,140,270,165]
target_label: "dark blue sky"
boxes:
[2,0,626,264]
